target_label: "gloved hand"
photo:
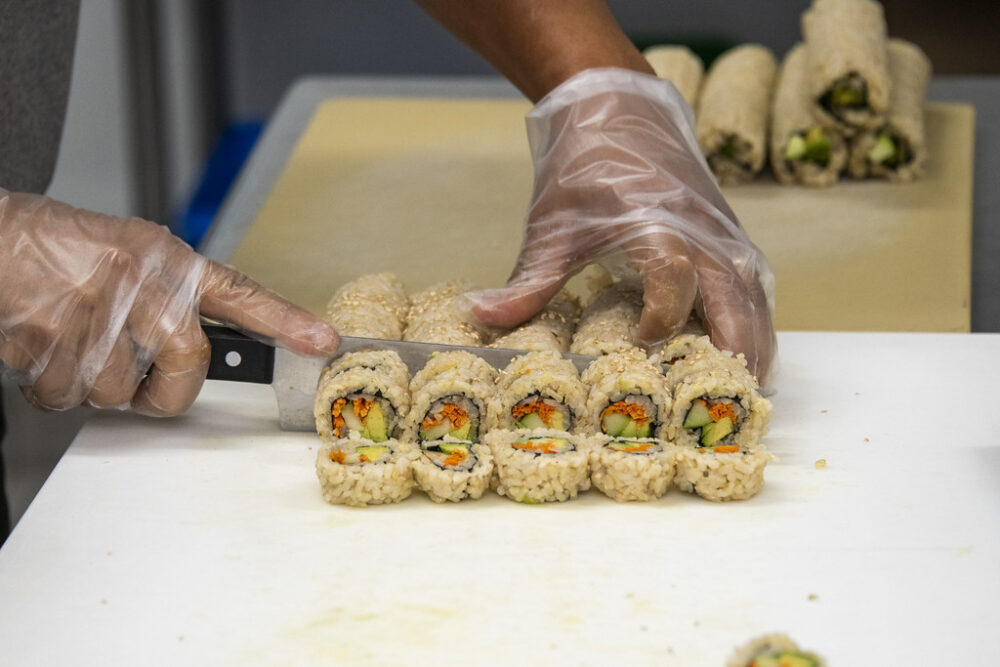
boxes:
[0,190,339,415]
[466,68,777,384]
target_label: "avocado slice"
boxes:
[754,652,820,667]
[439,442,469,455]
[635,422,652,438]
[803,126,831,165]
[449,422,472,441]
[784,134,807,160]
[356,444,390,463]
[519,496,541,504]
[701,417,734,447]
[619,418,640,439]
[683,402,712,429]
[830,83,866,108]
[420,422,451,441]
[364,403,388,442]
[516,413,547,430]
[868,133,896,164]
[602,412,629,437]
[547,411,565,431]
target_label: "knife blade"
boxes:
[202,325,597,431]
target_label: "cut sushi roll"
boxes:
[582,350,671,439]
[802,0,889,135]
[771,44,849,187]
[489,291,580,353]
[642,44,704,108]
[569,286,642,356]
[696,44,777,185]
[315,439,418,507]
[727,633,826,667]
[314,366,409,443]
[493,351,588,433]
[485,429,593,504]
[324,272,409,340]
[404,279,486,346]
[847,39,931,182]
[590,437,677,502]
[412,440,494,503]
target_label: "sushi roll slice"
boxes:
[314,365,410,443]
[325,272,409,340]
[696,44,778,185]
[407,351,498,444]
[404,279,486,346]
[727,633,826,667]
[802,0,889,135]
[315,439,418,507]
[642,44,704,108]
[569,286,643,356]
[589,436,678,502]
[582,349,671,439]
[668,362,773,501]
[489,291,581,353]
[412,439,494,503]
[847,39,931,182]
[770,44,849,187]
[486,429,594,504]
[493,351,588,433]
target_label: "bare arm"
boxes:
[414,0,653,102]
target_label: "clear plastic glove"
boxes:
[0,190,339,415]
[467,68,777,384]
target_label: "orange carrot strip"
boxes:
[331,398,347,437]
[714,445,739,454]
[329,448,346,464]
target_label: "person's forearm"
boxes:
[415,0,653,102]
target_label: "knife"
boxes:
[202,325,597,431]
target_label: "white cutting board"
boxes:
[0,332,998,665]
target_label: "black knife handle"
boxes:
[202,324,275,384]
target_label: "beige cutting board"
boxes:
[229,98,974,332]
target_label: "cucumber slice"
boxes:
[619,419,640,439]
[683,402,712,429]
[449,422,472,441]
[784,134,807,160]
[364,403,388,442]
[516,413,547,430]
[602,412,629,437]
[420,422,451,441]
[868,133,896,164]
[635,422,652,438]
[341,408,363,432]
[803,127,830,165]
[356,445,390,463]
[701,417,734,447]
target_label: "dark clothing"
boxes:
[0,0,80,541]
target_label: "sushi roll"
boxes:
[485,429,594,504]
[325,272,409,340]
[314,364,410,443]
[802,0,889,135]
[668,358,772,501]
[847,39,931,182]
[770,44,849,187]
[642,44,704,108]
[320,349,411,391]
[315,439,418,507]
[569,286,642,356]
[582,349,671,439]
[489,291,580,353]
[696,44,778,185]
[404,279,486,346]
[412,439,494,503]
[406,351,498,444]
[727,633,826,667]
[589,436,678,502]
[493,351,588,433]
[649,333,717,375]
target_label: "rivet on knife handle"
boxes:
[203,324,275,384]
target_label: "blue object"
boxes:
[181,121,264,247]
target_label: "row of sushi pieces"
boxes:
[313,333,771,507]
[643,0,931,186]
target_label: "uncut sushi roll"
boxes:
[493,351,588,433]
[848,39,931,182]
[582,349,671,439]
[771,44,849,187]
[325,272,409,340]
[490,291,580,353]
[649,332,717,374]
[727,633,826,667]
[315,439,418,507]
[696,44,777,185]
[802,0,889,135]
[320,348,411,391]
[412,439,494,503]
[589,436,678,502]
[404,279,486,346]
[406,351,497,444]
[315,362,410,443]
[642,44,704,108]
[486,429,594,504]
[569,286,642,356]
